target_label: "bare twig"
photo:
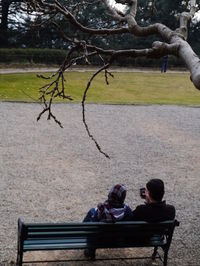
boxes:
[82,64,111,159]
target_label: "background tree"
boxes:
[0,0,24,47]
[23,0,200,157]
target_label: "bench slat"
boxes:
[24,235,165,245]
[23,239,165,251]
[25,221,173,230]
[27,230,165,236]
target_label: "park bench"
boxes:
[17,218,179,266]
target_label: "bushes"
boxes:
[0,48,186,68]
[113,55,186,68]
[0,48,67,65]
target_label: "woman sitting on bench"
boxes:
[83,183,133,223]
[83,183,133,259]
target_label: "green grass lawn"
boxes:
[0,71,200,105]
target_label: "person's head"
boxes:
[145,179,165,203]
[108,184,126,207]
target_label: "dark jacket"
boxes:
[131,201,175,222]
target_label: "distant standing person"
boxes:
[131,178,175,222]
[161,55,168,73]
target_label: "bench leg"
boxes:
[16,218,24,266]
[84,248,96,260]
[152,246,158,260]
[16,250,23,266]
[163,249,168,266]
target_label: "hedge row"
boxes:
[0,48,67,64]
[0,48,186,67]
[90,54,186,68]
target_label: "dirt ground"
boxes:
[0,102,200,266]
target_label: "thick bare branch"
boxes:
[175,0,197,39]
[102,0,200,89]
[126,20,200,89]
[27,0,129,35]
[190,0,197,16]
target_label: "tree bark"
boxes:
[177,37,200,90]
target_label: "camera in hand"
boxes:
[140,187,146,199]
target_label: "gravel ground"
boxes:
[0,66,189,74]
[0,102,200,266]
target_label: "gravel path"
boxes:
[0,66,189,74]
[0,102,200,265]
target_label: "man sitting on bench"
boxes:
[131,178,175,222]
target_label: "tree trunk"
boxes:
[0,0,12,47]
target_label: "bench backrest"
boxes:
[18,219,179,251]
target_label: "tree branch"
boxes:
[175,0,197,40]
[82,64,111,159]
[27,0,129,35]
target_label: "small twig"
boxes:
[105,69,114,85]
[36,44,98,128]
[98,54,114,85]
[37,71,59,79]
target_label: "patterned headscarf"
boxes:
[108,184,127,207]
[96,184,127,222]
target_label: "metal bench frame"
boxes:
[16,218,179,266]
